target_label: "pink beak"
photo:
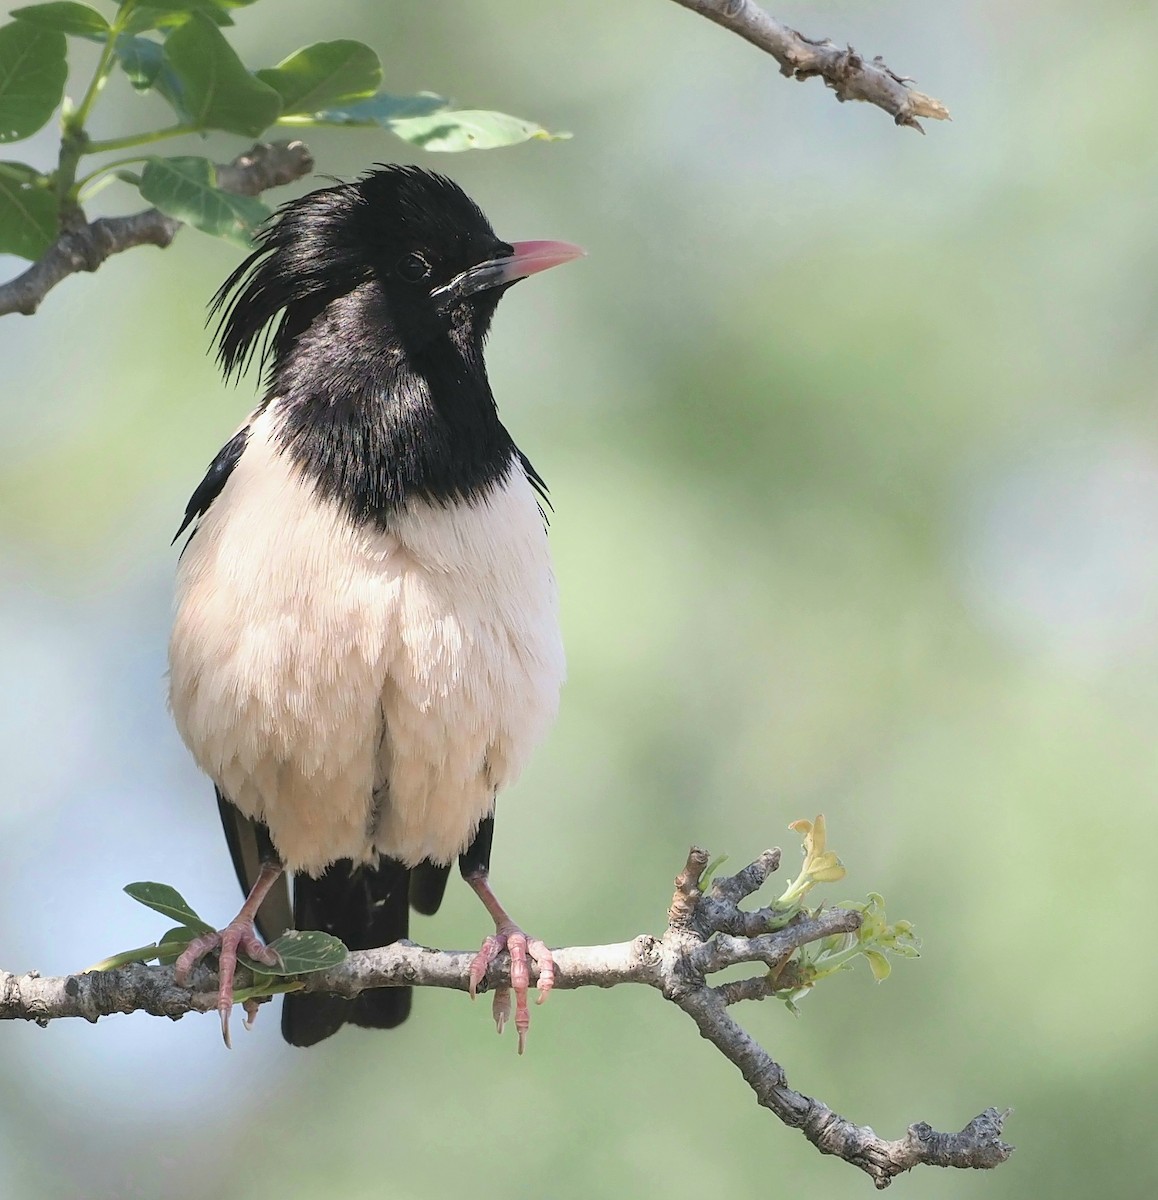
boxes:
[432,239,584,306]
[499,240,586,283]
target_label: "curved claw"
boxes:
[173,918,280,1047]
[469,934,505,998]
[492,987,510,1037]
[467,924,555,1055]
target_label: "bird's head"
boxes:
[211,165,582,384]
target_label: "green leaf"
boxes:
[123,3,236,35]
[0,161,56,258]
[123,881,214,934]
[231,976,304,1003]
[115,34,189,116]
[162,13,281,136]
[86,943,160,971]
[864,949,892,982]
[288,93,565,153]
[256,39,380,115]
[291,90,449,127]
[388,109,569,153]
[10,3,110,38]
[155,925,199,965]
[127,0,235,12]
[243,929,348,976]
[120,8,165,36]
[762,903,800,931]
[115,34,159,88]
[139,154,269,245]
[0,159,41,181]
[698,853,729,892]
[0,21,67,143]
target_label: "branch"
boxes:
[0,140,314,318]
[667,0,951,132]
[0,845,1012,1187]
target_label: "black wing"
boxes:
[518,449,553,522]
[409,861,452,915]
[173,426,251,543]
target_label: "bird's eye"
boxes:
[395,252,431,283]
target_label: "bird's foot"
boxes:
[174,917,281,1048]
[468,922,555,1055]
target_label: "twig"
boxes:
[667,0,950,131]
[0,140,314,318]
[0,845,1012,1187]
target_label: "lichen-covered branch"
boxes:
[0,140,314,318]
[0,844,1011,1187]
[667,0,951,131]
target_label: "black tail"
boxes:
[281,857,413,1047]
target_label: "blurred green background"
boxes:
[2,1,1155,1196]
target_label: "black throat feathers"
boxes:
[270,282,518,529]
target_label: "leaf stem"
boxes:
[77,172,136,203]
[74,156,151,191]
[85,126,196,155]
[70,0,144,133]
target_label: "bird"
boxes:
[166,164,581,1050]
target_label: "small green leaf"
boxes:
[288,93,566,152]
[246,929,348,976]
[121,8,181,37]
[0,21,67,143]
[0,159,40,181]
[387,109,568,152]
[127,0,235,13]
[283,89,447,127]
[10,2,110,38]
[0,162,56,257]
[123,881,214,934]
[762,904,800,931]
[139,154,269,245]
[698,853,729,892]
[115,34,160,88]
[141,0,257,12]
[86,943,160,971]
[130,0,212,8]
[231,976,304,1003]
[162,13,281,136]
[155,925,199,965]
[256,40,380,116]
[864,949,892,982]
[115,33,187,115]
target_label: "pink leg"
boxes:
[174,862,283,1047]
[464,871,554,1055]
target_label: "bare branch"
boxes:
[667,0,951,132]
[0,845,1012,1185]
[0,140,314,318]
[675,984,1011,1186]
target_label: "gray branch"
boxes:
[667,0,951,131]
[0,140,314,318]
[0,846,1011,1187]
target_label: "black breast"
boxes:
[271,284,517,529]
